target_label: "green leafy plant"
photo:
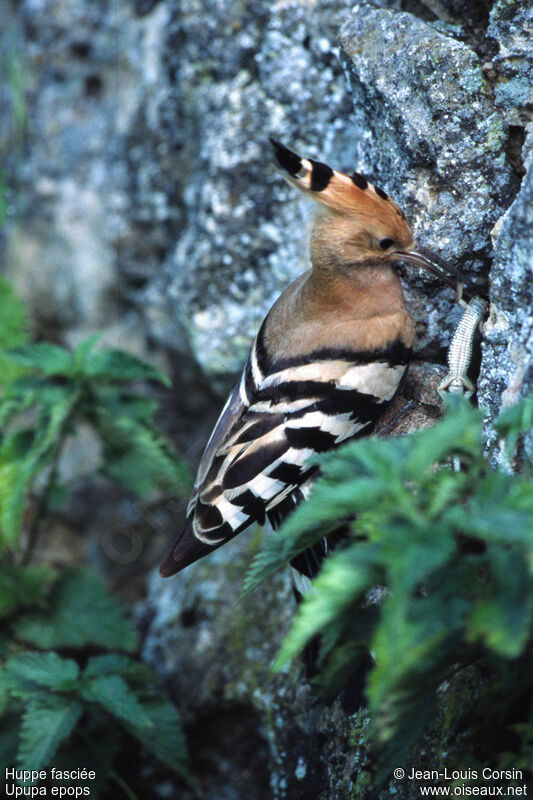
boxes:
[0,275,29,386]
[0,569,189,796]
[0,279,193,796]
[0,333,190,554]
[244,397,533,790]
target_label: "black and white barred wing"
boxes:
[160,347,408,576]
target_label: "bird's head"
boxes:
[270,138,459,286]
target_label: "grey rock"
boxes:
[478,164,533,468]
[487,0,533,170]
[139,534,364,800]
[339,4,516,333]
[143,0,359,377]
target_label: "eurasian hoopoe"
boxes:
[159,139,458,580]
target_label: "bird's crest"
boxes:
[269,138,416,261]
[271,135,412,219]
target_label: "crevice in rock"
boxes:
[505,124,527,179]
[400,0,439,22]
[84,73,103,97]
[398,0,499,61]
[70,40,91,58]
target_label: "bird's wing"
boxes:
[160,336,409,576]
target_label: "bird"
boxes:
[159,138,457,581]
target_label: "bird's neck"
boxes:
[264,262,414,362]
[305,260,406,320]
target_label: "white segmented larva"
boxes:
[439,297,485,398]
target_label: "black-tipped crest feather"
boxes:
[269,137,302,177]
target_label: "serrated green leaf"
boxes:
[466,547,533,657]
[242,396,533,787]
[98,416,190,496]
[125,692,189,779]
[5,342,72,376]
[274,546,382,668]
[242,475,383,597]
[83,654,155,691]
[0,276,29,388]
[0,391,76,548]
[405,399,481,477]
[13,568,137,652]
[3,374,73,404]
[4,651,79,690]
[83,654,137,679]
[85,348,170,386]
[72,334,101,371]
[0,564,55,619]
[92,385,159,423]
[81,674,152,729]
[82,656,189,780]
[18,695,82,770]
[495,396,533,438]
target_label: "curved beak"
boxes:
[395,243,466,290]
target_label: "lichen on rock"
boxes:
[478,165,533,468]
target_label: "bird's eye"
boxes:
[378,238,395,250]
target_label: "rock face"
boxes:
[144,0,360,378]
[487,0,533,170]
[1,0,531,797]
[477,0,533,467]
[478,165,533,467]
[339,5,514,268]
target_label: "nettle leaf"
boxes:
[80,654,190,778]
[85,348,170,386]
[81,673,152,729]
[125,691,189,780]
[0,391,76,548]
[379,521,456,592]
[4,651,79,691]
[274,546,382,668]
[244,398,533,787]
[405,399,481,477]
[5,342,72,376]
[467,547,533,657]
[0,564,55,619]
[99,417,190,496]
[0,276,29,388]
[18,695,82,771]
[445,473,533,548]
[71,334,100,372]
[242,512,340,598]
[13,568,137,652]
[92,384,159,423]
[83,653,138,679]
